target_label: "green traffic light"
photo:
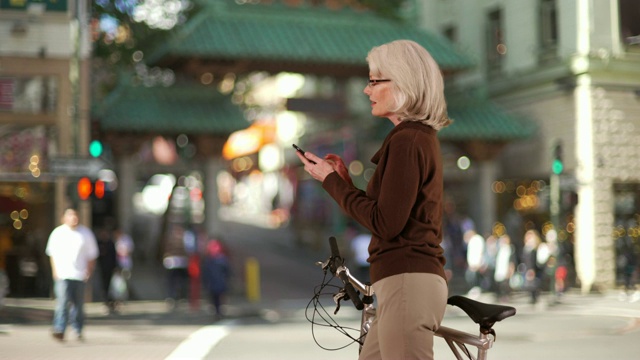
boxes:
[552,158,563,174]
[89,140,103,157]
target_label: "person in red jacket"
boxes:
[296,39,450,359]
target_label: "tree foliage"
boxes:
[91,0,197,66]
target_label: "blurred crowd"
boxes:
[91,221,231,319]
[441,206,578,305]
[343,201,640,305]
[159,223,231,319]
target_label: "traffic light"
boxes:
[75,178,108,200]
[89,140,103,158]
[552,141,563,175]
[89,119,103,158]
[94,179,105,199]
[77,177,93,200]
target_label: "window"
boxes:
[619,0,640,50]
[0,76,58,114]
[0,125,52,173]
[443,25,457,44]
[539,0,558,62]
[613,182,640,287]
[486,9,505,74]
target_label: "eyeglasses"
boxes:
[368,79,391,87]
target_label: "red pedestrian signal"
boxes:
[77,177,93,200]
[95,180,105,199]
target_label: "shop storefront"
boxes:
[0,72,66,297]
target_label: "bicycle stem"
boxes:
[336,265,374,297]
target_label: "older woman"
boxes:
[297,39,450,359]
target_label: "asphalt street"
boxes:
[2,290,640,360]
[1,222,640,359]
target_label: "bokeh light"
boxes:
[132,0,189,30]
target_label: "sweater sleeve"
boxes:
[322,132,423,240]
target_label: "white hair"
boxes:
[366,40,451,130]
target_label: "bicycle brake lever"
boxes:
[316,259,330,273]
[333,289,347,315]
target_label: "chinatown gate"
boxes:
[92,1,532,294]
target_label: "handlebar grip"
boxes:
[338,271,364,310]
[329,236,340,258]
[328,236,364,310]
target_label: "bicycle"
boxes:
[306,236,517,360]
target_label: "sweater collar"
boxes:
[370,121,435,165]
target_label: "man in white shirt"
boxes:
[45,208,98,341]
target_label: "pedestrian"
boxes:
[522,229,543,305]
[481,234,499,293]
[45,208,99,341]
[114,228,134,279]
[110,227,134,303]
[494,234,516,302]
[201,238,230,319]
[296,39,450,360]
[464,228,485,299]
[162,224,189,309]
[96,226,117,313]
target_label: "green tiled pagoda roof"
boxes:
[373,92,535,141]
[440,92,536,141]
[95,80,248,134]
[147,0,474,73]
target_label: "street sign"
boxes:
[49,157,107,178]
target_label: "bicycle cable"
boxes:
[305,269,364,351]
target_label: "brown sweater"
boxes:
[322,121,446,284]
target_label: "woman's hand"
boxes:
[296,151,354,186]
[296,151,335,182]
[324,154,354,187]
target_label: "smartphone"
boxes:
[292,144,316,164]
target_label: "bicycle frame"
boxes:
[315,236,514,360]
[340,266,497,360]
[435,326,493,360]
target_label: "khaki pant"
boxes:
[359,273,448,360]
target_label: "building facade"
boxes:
[0,0,92,296]
[420,0,640,292]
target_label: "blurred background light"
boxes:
[457,156,471,170]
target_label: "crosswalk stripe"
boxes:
[165,324,231,360]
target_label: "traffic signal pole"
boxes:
[550,172,560,234]
[549,140,563,300]
[550,140,563,232]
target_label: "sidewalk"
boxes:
[4,286,639,326]
[0,296,262,325]
[0,259,264,327]
[466,287,640,321]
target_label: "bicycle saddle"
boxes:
[447,295,516,333]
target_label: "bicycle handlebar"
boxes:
[328,237,364,310]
